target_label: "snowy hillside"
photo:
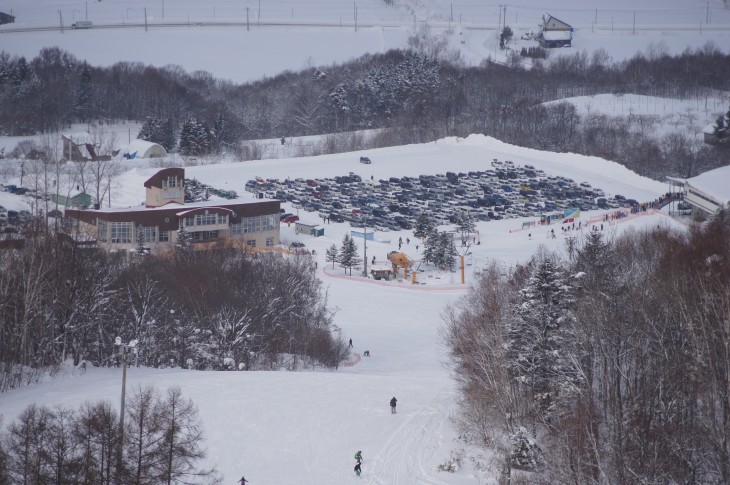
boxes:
[1,0,729,83]
[0,133,689,483]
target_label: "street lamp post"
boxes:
[115,337,138,484]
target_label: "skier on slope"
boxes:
[390,396,398,414]
[354,450,363,476]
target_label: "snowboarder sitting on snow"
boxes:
[238,476,248,485]
[354,461,362,476]
[364,350,370,357]
[390,396,397,414]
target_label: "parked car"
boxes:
[359,156,372,164]
[282,215,299,223]
[47,209,63,218]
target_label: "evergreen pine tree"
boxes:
[185,178,207,203]
[440,231,457,271]
[506,257,582,416]
[325,244,339,269]
[175,224,192,254]
[456,210,476,245]
[422,229,439,265]
[135,226,148,255]
[414,212,435,240]
[160,118,176,151]
[138,116,156,142]
[338,234,360,276]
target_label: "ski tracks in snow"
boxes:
[364,399,453,485]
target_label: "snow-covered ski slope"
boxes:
[1,0,729,83]
[0,133,690,483]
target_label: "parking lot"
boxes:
[247,159,638,232]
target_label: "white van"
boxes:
[72,20,93,29]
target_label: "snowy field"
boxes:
[1,1,729,83]
[0,0,721,483]
[544,93,730,140]
[0,133,690,483]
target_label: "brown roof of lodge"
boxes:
[66,200,280,231]
[144,167,185,189]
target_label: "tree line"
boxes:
[0,385,219,484]
[1,42,729,178]
[442,211,730,484]
[0,230,348,393]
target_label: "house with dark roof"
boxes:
[65,168,281,255]
[0,11,15,25]
[537,14,572,48]
[62,134,113,162]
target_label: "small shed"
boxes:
[370,265,393,281]
[541,14,572,32]
[294,222,324,237]
[123,139,167,159]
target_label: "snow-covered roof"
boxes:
[176,206,235,217]
[686,164,730,204]
[124,139,166,158]
[63,133,94,145]
[89,198,272,214]
[541,30,572,41]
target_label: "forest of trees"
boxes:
[442,211,730,484]
[1,42,729,179]
[0,228,348,393]
[0,386,219,484]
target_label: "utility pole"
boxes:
[258,0,261,25]
[632,11,635,35]
[59,10,63,33]
[85,1,88,21]
[246,7,249,31]
[115,343,127,484]
[362,220,368,277]
[144,8,147,32]
[162,0,165,19]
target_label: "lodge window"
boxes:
[110,222,133,243]
[243,216,261,233]
[139,226,156,243]
[191,230,219,242]
[230,223,242,235]
[162,176,180,188]
[97,219,108,242]
[195,213,218,226]
[246,239,256,247]
[262,214,277,230]
[159,230,169,242]
[266,237,275,247]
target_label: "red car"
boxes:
[282,215,299,223]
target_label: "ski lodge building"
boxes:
[65,168,280,255]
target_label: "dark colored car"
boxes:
[359,157,372,164]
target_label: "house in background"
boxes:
[0,11,15,25]
[537,14,572,48]
[62,134,113,162]
[122,139,167,159]
[65,167,280,255]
